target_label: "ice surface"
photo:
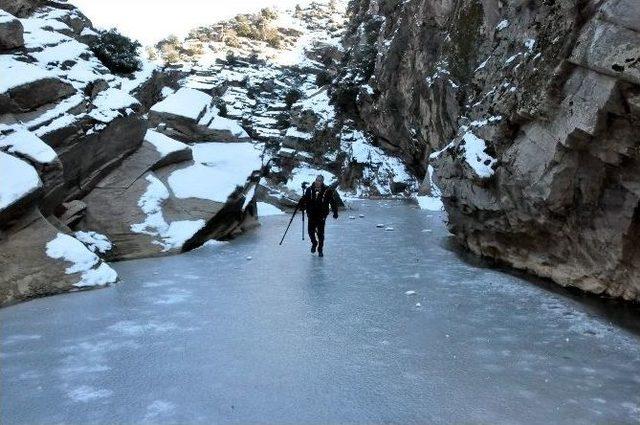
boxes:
[144,129,189,157]
[0,128,57,164]
[45,232,117,287]
[168,142,262,203]
[3,201,638,424]
[150,87,211,120]
[0,152,42,209]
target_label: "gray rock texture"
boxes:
[0,11,23,50]
[339,0,640,301]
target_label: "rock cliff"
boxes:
[338,0,640,301]
[0,1,261,305]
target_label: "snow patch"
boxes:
[73,231,112,254]
[45,233,117,287]
[168,143,262,203]
[461,132,496,179]
[130,174,205,251]
[144,129,189,157]
[0,128,57,164]
[150,87,211,120]
[0,152,42,209]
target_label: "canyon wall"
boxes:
[338,0,640,301]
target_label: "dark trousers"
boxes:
[307,215,326,249]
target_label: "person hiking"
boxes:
[299,175,339,257]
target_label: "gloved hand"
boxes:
[333,212,338,219]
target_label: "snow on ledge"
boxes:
[0,56,56,94]
[0,128,57,164]
[461,132,497,179]
[150,87,211,120]
[0,152,42,210]
[168,143,263,203]
[74,231,112,254]
[130,174,205,251]
[144,129,189,158]
[88,88,140,123]
[45,233,117,288]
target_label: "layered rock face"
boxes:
[0,2,261,305]
[339,0,640,301]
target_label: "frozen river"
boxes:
[2,201,640,424]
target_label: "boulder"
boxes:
[80,139,262,260]
[148,87,250,142]
[0,208,117,306]
[0,10,23,50]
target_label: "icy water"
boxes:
[2,201,640,424]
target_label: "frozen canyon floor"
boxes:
[2,200,640,424]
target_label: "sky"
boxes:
[71,0,318,45]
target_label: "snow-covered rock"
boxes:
[0,151,41,211]
[149,87,249,142]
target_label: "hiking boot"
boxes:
[318,249,324,257]
[311,243,317,253]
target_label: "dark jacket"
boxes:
[299,184,339,219]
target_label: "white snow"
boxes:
[31,39,89,65]
[0,10,17,23]
[202,105,248,138]
[0,128,57,164]
[525,39,536,51]
[505,53,521,65]
[496,20,509,31]
[161,87,175,98]
[0,56,56,93]
[150,87,211,120]
[74,231,112,254]
[293,88,335,128]
[168,143,263,203]
[461,132,496,179]
[286,165,336,193]
[416,165,443,211]
[144,130,189,157]
[0,152,42,209]
[242,184,257,210]
[285,127,313,140]
[475,56,490,72]
[89,88,140,123]
[116,60,157,94]
[257,202,285,216]
[45,233,117,287]
[417,195,443,211]
[130,174,205,251]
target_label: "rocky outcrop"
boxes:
[340,0,640,301]
[0,9,23,49]
[148,87,250,142]
[0,1,262,306]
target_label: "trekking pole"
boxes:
[279,203,300,245]
[300,182,308,241]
